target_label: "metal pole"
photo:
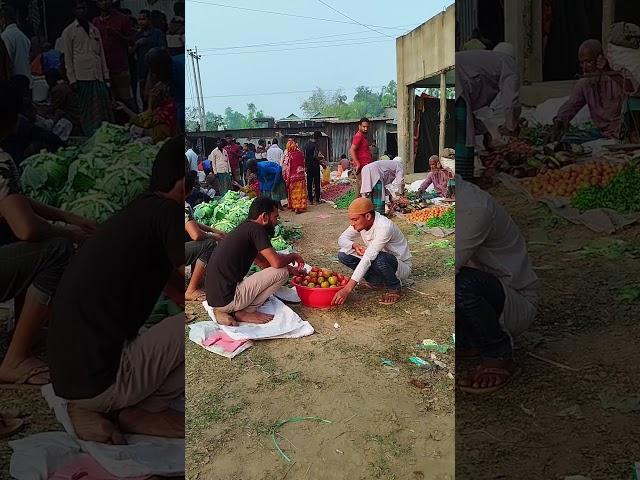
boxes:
[439,71,447,157]
[188,49,204,130]
[194,47,206,130]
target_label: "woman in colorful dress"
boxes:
[282,138,307,214]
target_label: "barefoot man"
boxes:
[455,176,538,394]
[331,197,412,306]
[204,196,305,326]
[47,136,187,443]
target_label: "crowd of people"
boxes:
[0,0,185,164]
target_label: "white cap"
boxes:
[493,42,515,59]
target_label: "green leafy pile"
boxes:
[195,191,302,250]
[334,189,357,209]
[425,208,455,228]
[20,123,161,222]
[571,163,640,213]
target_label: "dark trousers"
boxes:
[306,163,321,202]
[185,238,216,266]
[338,251,401,291]
[456,266,511,359]
[0,237,74,305]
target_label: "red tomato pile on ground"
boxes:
[291,266,350,289]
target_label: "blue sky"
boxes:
[185,0,452,119]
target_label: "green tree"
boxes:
[301,87,329,117]
[381,80,397,107]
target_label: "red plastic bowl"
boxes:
[292,281,345,308]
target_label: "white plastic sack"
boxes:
[608,43,640,86]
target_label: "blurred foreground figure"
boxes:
[455,176,538,394]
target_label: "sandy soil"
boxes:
[455,185,640,480]
[185,202,455,480]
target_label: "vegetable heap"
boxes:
[527,161,624,199]
[194,191,302,251]
[571,162,640,213]
[20,123,160,222]
[321,183,352,202]
[425,208,455,228]
[334,189,357,209]
[405,205,453,224]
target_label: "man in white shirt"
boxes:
[0,7,32,85]
[209,138,232,195]
[455,176,538,394]
[360,158,405,214]
[185,139,199,173]
[332,197,411,306]
[266,137,283,165]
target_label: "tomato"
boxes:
[311,266,319,272]
[307,282,316,288]
[322,269,332,278]
[330,285,339,288]
[310,271,318,278]
[304,275,311,282]
[328,276,338,285]
[321,281,330,288]
[293,276,302,284]
[317,276,325,284]
[302,280,309,286]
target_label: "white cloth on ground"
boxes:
[188,322,254,358]
[202,296,314,340]
[274,286,301,303]
[337,212,412,283]
[455,176,538,336]
[9,384,185,479]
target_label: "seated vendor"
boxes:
[553,39,639,140]
[418,155,454,198]
[204,197,305,326]
[332,197,412,306]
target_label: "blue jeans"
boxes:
[456,267,511,360]
[338,251,401,291]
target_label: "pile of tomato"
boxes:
[291,266,350,289]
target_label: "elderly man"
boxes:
[455,176,538,394]
[332,197,412,306]
[359,158,405,215]
[418,155,454,198]
[456,44,521,157]
[553,39,638,140]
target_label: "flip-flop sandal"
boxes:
[0,413,25,439]
[379,291,403,305]
[458,365,521,394]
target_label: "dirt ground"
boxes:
[455,184,640,480]
[185,202,455,480]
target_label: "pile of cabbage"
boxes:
[20,123,161,222]
[193,191,301,251]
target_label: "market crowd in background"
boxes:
[0,0,185,169]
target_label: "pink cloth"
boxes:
[49,454,149,480]
[456,50,521,145]
[203,331,247,352]
[555,74,631,138]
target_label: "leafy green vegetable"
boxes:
[334,189,356,209]
[571,164,640,213]
[425,208,455,228]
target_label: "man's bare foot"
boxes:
[0,357,49,386]
[214,309,238,326]
[235,310,273,324]
[68,403,127,444]
[118,406,184,438]
[185,289,206,302]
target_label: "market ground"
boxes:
[455,184,640,480]
[185,203,456,480]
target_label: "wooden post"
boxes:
[439,71,446,157]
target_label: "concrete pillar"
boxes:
[439,71,446,157]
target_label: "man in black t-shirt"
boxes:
[304,131,324,205]
[47,136,186,444]
[204,197,305,326]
